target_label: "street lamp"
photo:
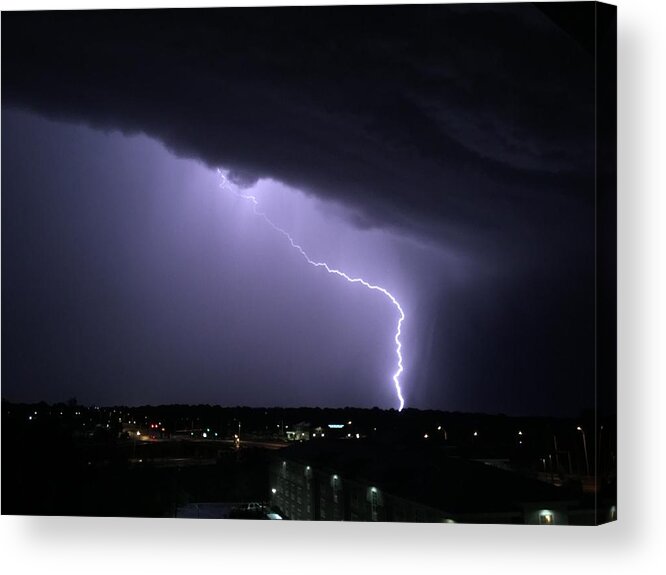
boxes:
[577,426,590,476]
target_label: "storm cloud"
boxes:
[2,4,596,245]
[2,4,603,415]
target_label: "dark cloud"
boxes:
[1,4,595,251]
[1,4,601,415]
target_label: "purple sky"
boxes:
[2,5,608,416]
[3,110,472,409]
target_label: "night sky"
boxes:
[2,4,600,415]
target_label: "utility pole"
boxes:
[577,426,590,476]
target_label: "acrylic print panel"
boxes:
[1,2,616,525]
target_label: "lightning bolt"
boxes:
[218,170,406,411]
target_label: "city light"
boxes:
[576,426,590,475]
[539,510,555,525]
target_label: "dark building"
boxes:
[269,440,585,524]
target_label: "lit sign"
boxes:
[328,424,345,429]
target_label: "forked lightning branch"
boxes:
[218,170,406,411]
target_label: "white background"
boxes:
[1,1,664,573]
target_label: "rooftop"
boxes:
[277,439,575,514]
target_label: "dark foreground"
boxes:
[1,401,616,524]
